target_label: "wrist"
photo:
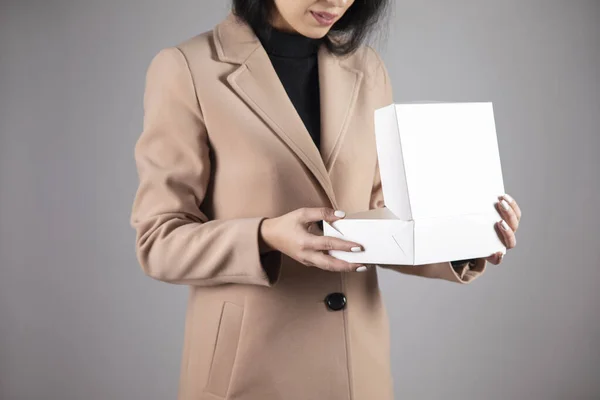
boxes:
[259,218,276,254]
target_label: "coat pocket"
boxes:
[204,301,244,398]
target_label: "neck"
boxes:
[255,25,322,58]
[270,12,296,34]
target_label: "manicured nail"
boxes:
[503,194,514,203]
[500,199,510,211]
[334,210,346,218]
[356,266,368,272]
[500,220,510,231]
[351,246,362,252]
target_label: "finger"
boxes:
[485,251,504,265]
[501,193,522,221]
[307,236,364,253]
[496,220,517,249]
[304,251,364,272]
[296,207,346,225]
[496,198,519,232]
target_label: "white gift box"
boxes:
[323,102,506,265]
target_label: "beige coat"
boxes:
[131,14,487,400]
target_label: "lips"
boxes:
[310,11,338,26]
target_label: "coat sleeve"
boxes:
[130,47,282,287]
[368,49,487,284]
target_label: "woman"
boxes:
[131,0,522,399]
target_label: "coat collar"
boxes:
[214,14,364,210]
[214,13,261,64]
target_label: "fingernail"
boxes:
[500,199,510,211]
[356,266,368,272]
[500,220,510,231]
[351,246,362,252]
[334,210,346,218]
[503,194,514,203]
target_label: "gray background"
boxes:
[1,0,599,399]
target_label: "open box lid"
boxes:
[373,102,505,221]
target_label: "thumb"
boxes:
[298,207,346,224]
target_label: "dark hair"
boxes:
[232,0,390,56]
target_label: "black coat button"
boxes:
[324,292,347,311]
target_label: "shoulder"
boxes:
[340,44,393,106]
[338,45,387,84]
[146,29,215,75]
[176,30,214,61]
[143,30,216,101]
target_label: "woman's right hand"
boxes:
[259,208,366,272]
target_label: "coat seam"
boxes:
[173,46,205,124]
[341,272,354,400]
[224,300,246,399]
[205,302,227,391]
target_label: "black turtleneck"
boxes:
[255,28,322,149]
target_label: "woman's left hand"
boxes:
[485,193,522,265]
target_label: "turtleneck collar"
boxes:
[255,26,322,58]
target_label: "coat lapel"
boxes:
[318,47,364,172]
[214,14,339,209]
